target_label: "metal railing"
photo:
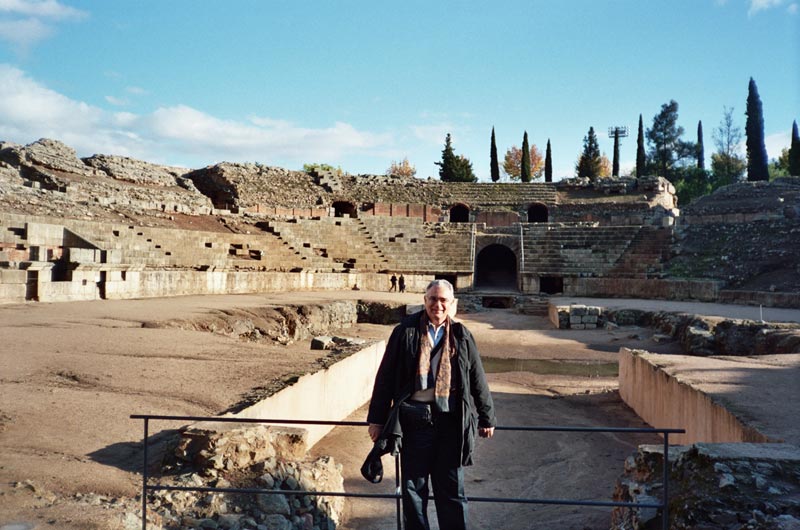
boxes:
[130,414,684,530]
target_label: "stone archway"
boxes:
[332,201,357,218]
[475,244,518,290]
[527,203,549,223]
[449,203,470,223]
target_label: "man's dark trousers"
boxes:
[399,400,467,530]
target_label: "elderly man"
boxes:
[367,279,496,530]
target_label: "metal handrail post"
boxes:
[142,417,149,530]
[396,454,402,530]
[662,432,670,530]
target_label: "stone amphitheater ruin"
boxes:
[1,138,799,529]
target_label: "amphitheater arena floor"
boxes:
[1,291,798,529]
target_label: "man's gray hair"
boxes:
[425,279,454,299]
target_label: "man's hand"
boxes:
[478,427,494,438]
[368,423,382,442]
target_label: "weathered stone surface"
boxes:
[612,443,800,529]
[83,153,188,187]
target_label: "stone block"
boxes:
[570,315,583,324]
[0,269,26,283]
[572,323,585,330]
[571,305,587,316]
[582,315,598,324]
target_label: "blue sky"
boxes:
[0,0,797,181]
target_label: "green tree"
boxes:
[490,127,500,182]
[636,114,646,178]
[576,126,602,179]
[612,128,620,177]
[646,100,695,182]
[711,106,746,187]
[521,131,532,182]
[770,147,791,179]
[545,139,553,183]
[789,120,800,176]
[745,77,769,181]
[674,167,712,206]
[436,133,476,182]
[696,120,705,170]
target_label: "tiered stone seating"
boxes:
[608,226,672,278]
[442,182,557,206]
[521,223,642,277]
[360,217,473,273]
[262,217,389,272]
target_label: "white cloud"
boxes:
[0,16,50,49]
[788,3,798,13]
[411,123,457,145]
[0,0,86,19]
[126,86,148,95]
[0,0,86,52]
[0,64,393,167]
[104,95,128,107]
[765,130,791,159]
[748,0,785,16]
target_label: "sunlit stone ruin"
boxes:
[1,138,799,529]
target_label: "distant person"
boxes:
[390,274,398,292]
[398,274,406,293]
[367,279,496,530]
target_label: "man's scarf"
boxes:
[416,313,455,412]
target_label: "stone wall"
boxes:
[563,277,723,302]
[618,349,772,445]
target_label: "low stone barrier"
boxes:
[618,348,771,445]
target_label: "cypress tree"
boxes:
[490,127,500,182]
[521,131,531,182]
[745,77,769,181]
[545,139,553,183]
[697,120,705,170]
[789,120,800,177]
[636,114,646,178]
[612,129,620,177]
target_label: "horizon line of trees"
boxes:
[423,77,799,205]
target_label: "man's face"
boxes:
[424,285,453,326]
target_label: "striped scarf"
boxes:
[416,314,455,413]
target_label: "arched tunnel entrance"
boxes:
[449,204,470,223]
[475,244,518,290]
[332,201,357,218]
[527,203,549,223]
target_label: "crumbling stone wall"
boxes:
[612,443,800,530]
[151,422,345,530]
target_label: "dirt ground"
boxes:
[1,291,795,529]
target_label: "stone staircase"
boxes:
[360,217,474,273]
[608,226,672,278]
[261,217,389,272]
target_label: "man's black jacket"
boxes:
[367,310,496,467]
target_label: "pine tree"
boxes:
[545,139,553,183]
[490,127,500,182]
[436,133,476,182]
[577,126,601,179]
[636,114,646,178]
[697,120,705,170]
[745,77,769,181]
[789,120,800,177]
[436,133,458,182]
[612,129,620,177]
[521,131,532,182]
